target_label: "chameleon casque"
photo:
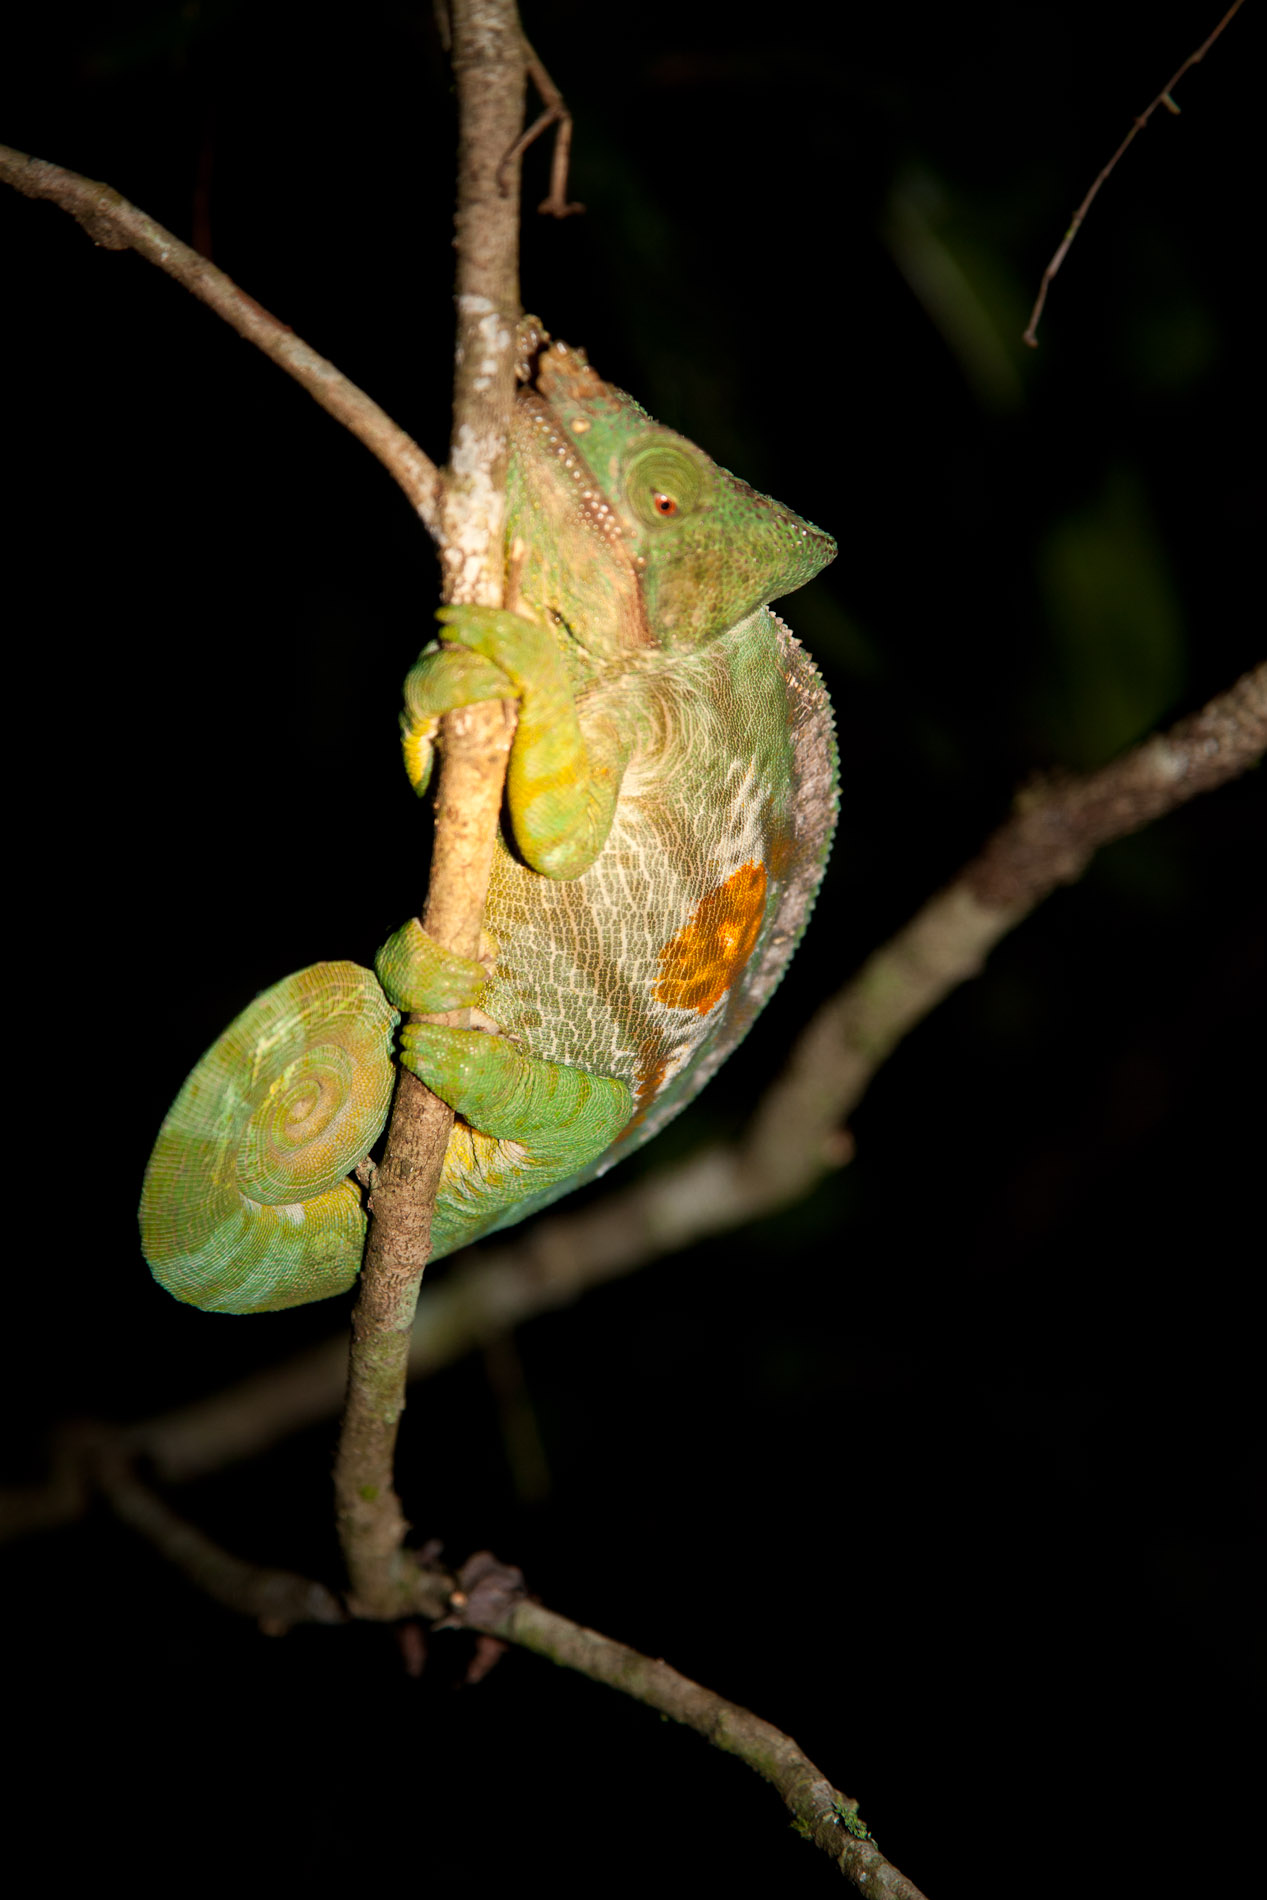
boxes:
[140,339,837,1313]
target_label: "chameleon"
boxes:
[140,338,837,1314]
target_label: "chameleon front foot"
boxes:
[402,603,627,879]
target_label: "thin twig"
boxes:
[1023,0,1244,346]
[83,1453,927,1894]
[91,1435,346,1631]
[445,1554,930,1896]
[499,39,585,216]
[331,0,526,1618]
[4,660,1257,1526]
[0,143,441,530]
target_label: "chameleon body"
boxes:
[140,341,836,1312]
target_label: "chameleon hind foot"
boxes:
[375,915,489,1015]
[399,1019,633,1253]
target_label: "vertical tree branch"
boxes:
[333,0,527,1615]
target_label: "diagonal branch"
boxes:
[0,142,441,530]
[454,1564,930,1896]
[91,1433,346,1630]
[742,657,1266,1195]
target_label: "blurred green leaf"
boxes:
[884,171,1030,414]
[1037,468,1185,767]
[1127,298,1219,393]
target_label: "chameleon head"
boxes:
[533,341,836,649]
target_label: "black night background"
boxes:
[1,4,1260,1890]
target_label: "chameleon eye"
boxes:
[625,443,707,526]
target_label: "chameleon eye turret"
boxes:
[628,444,835,647]
[624,444,710,525]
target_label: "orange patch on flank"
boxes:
[653,861,768,1017]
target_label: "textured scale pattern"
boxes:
[140,962,397,1314]
[425,608,836,1254]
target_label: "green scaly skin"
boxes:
[140,339,837,1312]
[139,962,398,1314]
